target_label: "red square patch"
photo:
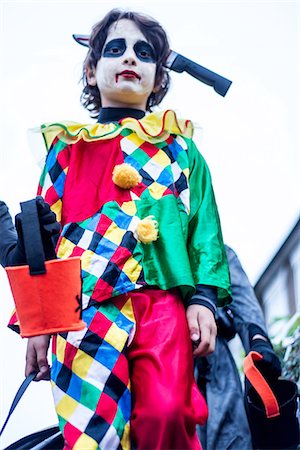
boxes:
[95,392,118,425]
[63,342,78,370]
[111,352,129,386]
[89,311,112,338]
[64,421,82,447]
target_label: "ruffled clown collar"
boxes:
[39,109,194,149]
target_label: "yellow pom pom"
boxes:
[112,163,142,189]
[136,216,159,244]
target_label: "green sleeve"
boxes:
[187,138,231,306]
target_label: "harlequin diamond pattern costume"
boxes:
[8,109,231,449]
[37,110,230,308]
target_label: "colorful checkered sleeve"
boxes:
[37,136,70,223]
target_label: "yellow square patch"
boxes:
[73,433,98,450]
[122,257,142,283]
[151,149,171,167]
[183,168,189,179]
[120,421,131,450]
[126,132,145,149]
[104,223,125,245]
[105,323,128,352]
[81,250,95,271]
[56,394,78,419]
[57,237,76,258]
[121,201,137,216]
[56,334,67,364]
[148,182,167,199]
[72,349,94,379]
[121,298,136,326]
[51,199,62,223]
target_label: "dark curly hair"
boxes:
[81,9,171,117]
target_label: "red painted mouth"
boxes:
[116,70,141,82]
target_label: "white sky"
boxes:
[0,0,299,447]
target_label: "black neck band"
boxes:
[97,107,145,124]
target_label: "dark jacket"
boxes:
[197,245,267,450]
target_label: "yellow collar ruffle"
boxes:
[40,110,194,149]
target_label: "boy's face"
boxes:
[87,19,157,111]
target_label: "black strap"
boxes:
[0,372,38,437]
[20,200,46,275]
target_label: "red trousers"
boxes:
[128,288,208,449]
[53,287,207,449]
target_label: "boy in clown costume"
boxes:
[2,9,232,450]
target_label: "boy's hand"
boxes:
[25,335,51,381]
[186,305,217,357]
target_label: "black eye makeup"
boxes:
[102,38,126,57]
[134,41,156,63]
[102,38,156,63]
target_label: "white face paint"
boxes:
[89,19,157,110]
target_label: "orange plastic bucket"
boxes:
[5,199,85,337]
[6,257,85,337]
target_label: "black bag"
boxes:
[0,373,64,450]
[244,351,300,450]
[4,426,63,450]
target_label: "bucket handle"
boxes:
[244,351,280,418]
[0,371,38,437]
[20,200,46,275]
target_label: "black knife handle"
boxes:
[169,54,232,97]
